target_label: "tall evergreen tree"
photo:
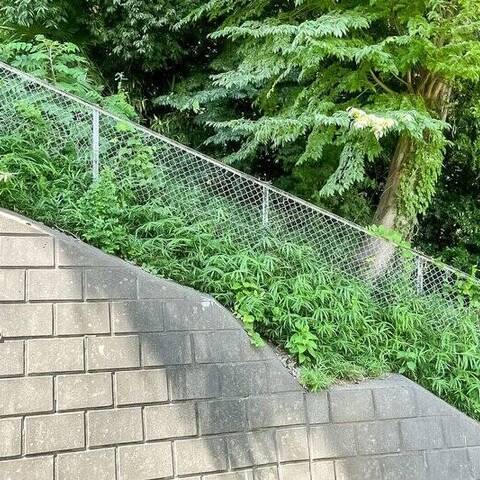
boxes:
[161,0,480,235]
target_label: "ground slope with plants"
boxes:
[0,38,480,420]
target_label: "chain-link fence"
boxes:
[0,59,478,323]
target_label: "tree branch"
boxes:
[417,71,431,95]
[392,73,414,93]
[370,70,397,95]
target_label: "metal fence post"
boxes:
[416,257,424,294]
[262,186,269,228]
[92,109,100,180]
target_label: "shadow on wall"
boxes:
[109,281,314,478]
[59,240,480,480]
[6,211,479,480]
[58,235,323,479]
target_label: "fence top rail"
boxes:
[0,59,477,285]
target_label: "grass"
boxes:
[1,87,480,419]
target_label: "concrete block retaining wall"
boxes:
[0,208,480,479]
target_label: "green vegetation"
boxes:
[2,0,480,273]
[418,88,480,273]
[159,0,480,237]
[1,38,480,420]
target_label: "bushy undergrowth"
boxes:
[1,97,480,420]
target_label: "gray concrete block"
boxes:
[0,269,24,300]
[27,338,84,374]
[85,268,137,299]
[247,393,305,429]
[219,363,270,397]
[310,424,356,459]
[247,344,276,363]
[227,430,277,469]
[56,238,121,267]
[164,299,237,330]
[443,416,480,447]
[203,473,253,480]
[55,302,110,335]
[306,392,330,424]
[0,376,53,415]
[330,388,374,423]
[469,446,480,477]
[373,386,416,419]
[199,399,246,434]
[0,236,53,266]
[0,456,54,480]
[276,426,309,462]
[112,300,164,333]
[202,470,253,480]
[0,211,44,234]
[138,273,192,299]
[144,403,197,440]
[253,466,279,480]
[57,448,115,480]
[115,369,168,405]
[118,442,173,480]
[381,454,427,480]
[141,333,192,366]
[335,457,382,480]
[57,373,112,411]
[400,417,444,450]
[279,463,310,480]
[267,361,303,393]
[194,330,266,363]
[426,449,471,480]
[87,407,143,447]
[28,269,82,300]
[86,335,140,370]
[203,471,253,480]
[312,461,335,480]
[25,412,84,454]
[175,437,227,475]
[0,417,21,457]
[0,340,24,376]
[415,387,454,417]
[170,365,221,400]
[356,420,400,455]
[0,303,52,337]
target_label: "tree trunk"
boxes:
[373,135,411,232]
[373,74,451,233]
[364,74,452,278]
[358,136,412,280]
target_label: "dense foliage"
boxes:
[0,0,209,112]
[418,88,480,273]
[1,38,480,419]
[2,1,480,273]
[160,0,480,236]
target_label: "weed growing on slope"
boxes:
[1,87,480,420]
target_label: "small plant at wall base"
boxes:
[1,38,480,420]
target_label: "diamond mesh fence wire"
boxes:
[0,60,478,325]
